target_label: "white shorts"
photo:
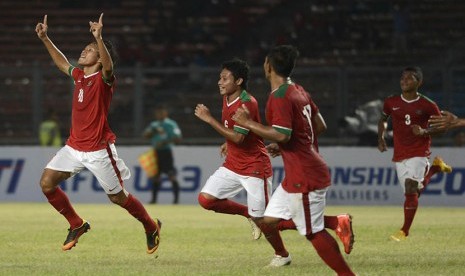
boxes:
[46,144,131,194]
[395,157,429,192]
[201,167,272,217]
[264,184,327,236]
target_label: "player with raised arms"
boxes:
[35,14,161,253]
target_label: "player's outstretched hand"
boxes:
[89,13,104,39]
[429,110,457,131]
[35,15,48,40]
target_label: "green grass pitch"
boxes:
[0,203,464,275]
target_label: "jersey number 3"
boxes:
[404,114,411,125]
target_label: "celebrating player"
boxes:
[195,58,288,260]
[377,66,452,241]
[268,103,355,255]
[35,14,161,253]
[233,45,355,274]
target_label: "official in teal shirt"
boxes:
[143,106,182,204]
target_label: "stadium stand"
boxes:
[0,0,464,145]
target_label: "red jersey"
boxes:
[66,67,116,151]
[222,90,272,178]
[266,83,330,193]
[382,93,441,161]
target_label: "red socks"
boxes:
[423,165,439,188]
[122,194,157,233]
[277,216,338,231]
[324,216,338,231]
[44,187,82,229]
[307,230,355,276]
[401,193,418,236]
[198,194,249,217]
[259,222,288,257]
[277,219,296,231]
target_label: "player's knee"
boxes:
[39,170,61,193]
[108,191,128,206]
[405,178,419,194]
[198,193,216,210]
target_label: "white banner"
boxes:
[0,146,464,206]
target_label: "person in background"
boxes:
[233,45,355,274]
[143,105,182,204]
[36,14,161,254]
[378,66,452,242]
[39,109,62,147]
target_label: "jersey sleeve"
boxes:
[69,66,79,82]
[430,102,441,116]
[269,95,293,135]
[233,100,257,135]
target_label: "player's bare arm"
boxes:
[194,104,245,144]
[377,115,389,152]
[36,15,71,75]
[89,13,113,79]
[232,104,290,143]
[313,112,327,136]
[219,142,227,158]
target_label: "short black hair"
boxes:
[266,45,299,78]
[221,58,250,90]
[402,66,423,83]
[91,40,119,65]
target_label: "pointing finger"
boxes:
[99,13,103,24]
[44,14,47,25]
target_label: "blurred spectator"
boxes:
[39,109,62,147]
[392,4,411,53]
[143,105,182,204]
[339,99,385,146]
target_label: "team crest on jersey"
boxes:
[87,80,93,86]
[416,109,423,115]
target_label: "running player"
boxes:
[378,66,452,241]
[194,58,288,258]
[268,99,354,255]
[35,14,161,253]
[233,45,355,274]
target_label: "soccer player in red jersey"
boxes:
[378,66,452,241]
[267,101,355,255]
[35,14,161,253]
[194,58,288,258]
[233,45,354,274]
